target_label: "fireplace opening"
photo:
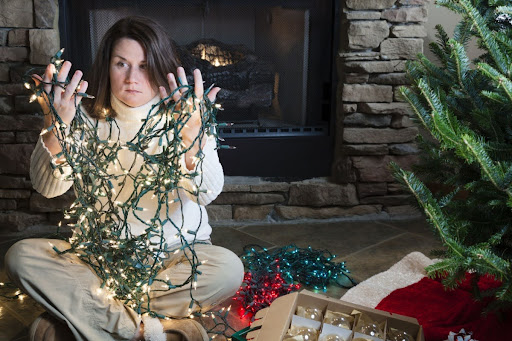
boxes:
[59,0,339,178]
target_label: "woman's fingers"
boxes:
[167,73,181,102]
[76,81,88,105]
[53,61,72,102]
[57,61,72,82]
[176,67,188,93]
[62,69,83,102]
[41,64,53,94]
[31,74,50,114]
[207,87,221,103]
[168,67,219,109]
[29,62,86,124]
[193,69,204,99]
[31,73,42,86]
[159,86,170,105]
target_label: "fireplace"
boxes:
[59,0,339,178]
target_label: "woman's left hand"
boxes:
[159,67,221,171]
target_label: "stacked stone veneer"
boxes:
[0,0,63,233]
[328,0,428,218]
[0,0,427,234]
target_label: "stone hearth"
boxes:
[0,0,428,234]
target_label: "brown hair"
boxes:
[83,16,180,118]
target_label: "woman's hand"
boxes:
[158,67,221,171]
[33,61,88,128]
[32,61,88,157]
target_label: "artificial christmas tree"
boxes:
[393,0,512,307]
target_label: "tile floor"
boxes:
[0,217,442,340]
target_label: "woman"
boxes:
[4,16,244,341]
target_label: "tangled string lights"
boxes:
[235,244,356,318]
[24,49,230,319]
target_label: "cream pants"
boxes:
[5,238,244,341]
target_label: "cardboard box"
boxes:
[246,289,424,341]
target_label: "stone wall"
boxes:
[0,0,62,233]
[328,0,429,218]
[0,0,426,235]
[208,177,381,222]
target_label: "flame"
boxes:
[199,45,231,67]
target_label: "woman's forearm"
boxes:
[41,114,64,158]
[42,131,63,157]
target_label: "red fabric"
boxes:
[375,273,512,341]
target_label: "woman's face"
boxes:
[109,38,158,107]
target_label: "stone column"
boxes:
[332,0,430,216]
[0,0,67,233]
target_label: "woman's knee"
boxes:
[4,239,36,281]
[4,238,55,281]
[225,249,244,288]
[208,247,244,294]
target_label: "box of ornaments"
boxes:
[246,289,424,341]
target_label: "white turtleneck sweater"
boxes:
[30,95,224,245]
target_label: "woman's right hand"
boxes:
[33,61,88,129]
[32,61,88,158]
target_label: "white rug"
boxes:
[340,251,434,308]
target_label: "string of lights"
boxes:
[235,244,356,318]
[0,282,25,301]
[23,49,229,321]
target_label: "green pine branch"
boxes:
[496,5,512,16]
[393,0,512,307]
[459,0,509,73]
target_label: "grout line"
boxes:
[234,228,279,250]
[231,224,250,230]
[0,299,34,326]
[339,232,409,260]
[376,220,439,241]
[212,225,278,254]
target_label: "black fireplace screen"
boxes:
[59,0,339,177]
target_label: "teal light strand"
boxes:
[235,244,356,317]
[241,244,356,291]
